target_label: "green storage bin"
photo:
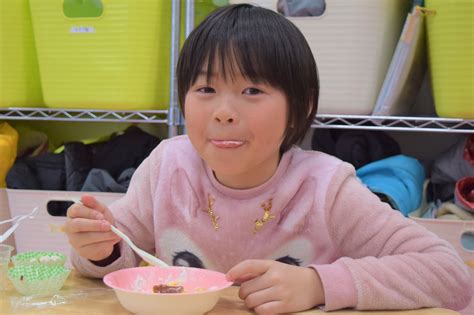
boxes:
[0,0,43,108]
[29,0,172,110]
[29,0,219,110]
[426,0,474,119]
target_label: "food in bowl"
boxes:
[103,266,233,315]
[12,251,66,267]
[152,284,184,293]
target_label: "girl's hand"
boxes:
[227,259,325,315]
[64,195,120,261]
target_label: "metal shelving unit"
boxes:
[1,1,472,135]
[1,107,473,133]
[0,1,184,128]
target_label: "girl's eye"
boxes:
[197,87,215,93]
[243,87,263,95]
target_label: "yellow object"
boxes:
[29,0,218,110]
[29,0,172,110]
[0,0,43,107]
[0,123,19,188]
[425,0,474,119]
[139,260,150,267]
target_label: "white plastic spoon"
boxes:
[109,225,168,268]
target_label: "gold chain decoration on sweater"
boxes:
[205,194,219,230]
[205,195,275,233]
[254,198,275,234]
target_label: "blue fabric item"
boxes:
[461,232,474,251]
[356,155,425,216]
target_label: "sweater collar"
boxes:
[204,147,295,199]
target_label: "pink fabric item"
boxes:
[71,135,472,311]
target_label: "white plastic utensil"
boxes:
[109,225,168,268]
[0,207,39,243]
[70,198,168,268]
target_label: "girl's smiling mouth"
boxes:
[211,140,246,149]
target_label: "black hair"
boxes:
[177,4,319,152]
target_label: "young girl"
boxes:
[65,4,472,313]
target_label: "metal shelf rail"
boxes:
[312,114,474,133]
[1,108,473,133]
[0,108,168,124]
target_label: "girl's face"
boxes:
[185,67,288,189]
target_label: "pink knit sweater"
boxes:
[72,135,472,311]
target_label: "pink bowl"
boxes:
[104,266,233,315]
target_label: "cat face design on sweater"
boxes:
[157,229,315,271]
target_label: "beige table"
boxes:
[0,271,459,315]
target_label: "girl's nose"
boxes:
[213,99,238,124]
[215,115,234,124]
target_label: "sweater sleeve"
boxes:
[313,163,472,311]
[71,144,162,278]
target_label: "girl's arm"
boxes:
[313,165,472,311]
[71,145,162,278]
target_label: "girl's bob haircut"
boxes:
[177,4,319,153]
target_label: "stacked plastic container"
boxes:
[0,0,43,107]
[425,0,474,119]
[28,0,174,110]
[230,0,410,115]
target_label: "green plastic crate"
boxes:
[426,0,474,119]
